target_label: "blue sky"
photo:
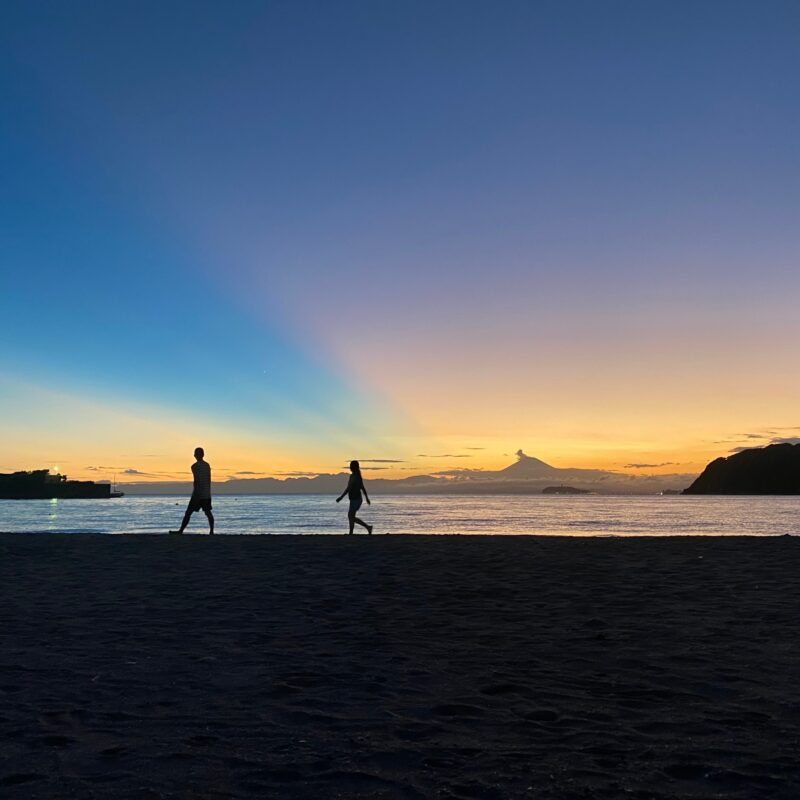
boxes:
[1,1,798,478]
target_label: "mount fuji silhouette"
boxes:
[498,450,559,478]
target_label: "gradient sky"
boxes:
[2,1,798,482]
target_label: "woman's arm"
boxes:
[362,482,370,505]
[336,478,350,502]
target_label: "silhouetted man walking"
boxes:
[171,447,214,535]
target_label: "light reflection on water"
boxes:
[1,494,799,536]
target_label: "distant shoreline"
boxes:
[9,491,800,498]
[124,491,800,497]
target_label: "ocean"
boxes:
[0,494,798,536]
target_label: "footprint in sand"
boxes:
[664,763,708,780]
[524,709,559,722]
[0,774,44,787]
[479,682,527,696]
[432,703,485,718]
[40,734,74,748]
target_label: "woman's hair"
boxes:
[349,460,361,474]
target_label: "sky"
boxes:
[1,0,798,483]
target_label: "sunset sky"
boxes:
[2,1,798,483]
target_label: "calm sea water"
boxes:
[0,494,798,536]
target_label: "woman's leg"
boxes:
[352,516,371,532]
[348,513,356,534]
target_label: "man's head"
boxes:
[194,447,205,461]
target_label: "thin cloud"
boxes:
[624,462,676,469]
[87,465,167,477]
[276,471,322,477]
[724,429,800,444]
[98,466,180,478]
[730,437,800,454]
[431,467,485,477]
[417,454,473,458]
[358,459,405,464]
[464,447,486,450]
[715,432,771,445]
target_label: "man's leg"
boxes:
[177,505,194,533]
[204,505,215,535]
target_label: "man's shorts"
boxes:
[187,497,212,514]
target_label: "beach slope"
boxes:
[1,534,799,798]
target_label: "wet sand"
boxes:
[1,533,799,799]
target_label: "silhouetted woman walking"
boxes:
[337,460,373,535]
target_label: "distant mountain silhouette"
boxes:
[684,443,800,494]
[124,449,696,496]
[499,450,559,478]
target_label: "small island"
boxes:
[0,470,112,500]
[542,485,590,495]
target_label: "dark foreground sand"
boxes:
[1,534,799,799]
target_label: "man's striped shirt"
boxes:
[191,461,212,499]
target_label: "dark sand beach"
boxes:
[1,533,799,799]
